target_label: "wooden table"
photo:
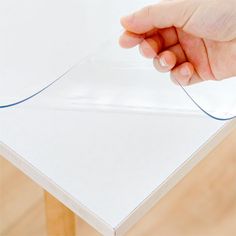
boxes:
[1,1,236,235]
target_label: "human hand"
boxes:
[119,0,236,86]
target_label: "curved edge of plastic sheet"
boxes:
[1,33,236,122]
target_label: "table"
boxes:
[0,106,235,235]
[1,0,236,235]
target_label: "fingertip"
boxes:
[153,50,177,72]
[139,38,158,58]
[120,14,134,31]
[120,16,126,28]
[120,16,126,29]
[119,31,144,48]
[171,62,194,86]
[119,34,132,48]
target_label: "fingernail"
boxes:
[159,56,168,67]
[180,67,190,77]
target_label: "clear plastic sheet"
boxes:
[1,32,236,120]
[181,79,236,120]
[4,36,198,115]
[0,0,127,105]
[0,0,236,120]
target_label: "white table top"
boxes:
[0,1,236,235]
[0,107,234,235]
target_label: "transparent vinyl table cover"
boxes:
[1,32,236,120]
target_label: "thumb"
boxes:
[121,0,199,34]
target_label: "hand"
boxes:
[119,0,236,86]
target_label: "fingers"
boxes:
[153,54,203,86]
[139,35,163,58]
[158,27,178,48]
[167,44,186,65]
[120,31,203,86]
[120,0,198,34]
[119,27,179,50]
[171,62,203,86]
[153,51,177,72]
[120,28,180,59]
[119,29,158,49]
[119,31,144,48]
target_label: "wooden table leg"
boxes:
[44,192,76,236]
